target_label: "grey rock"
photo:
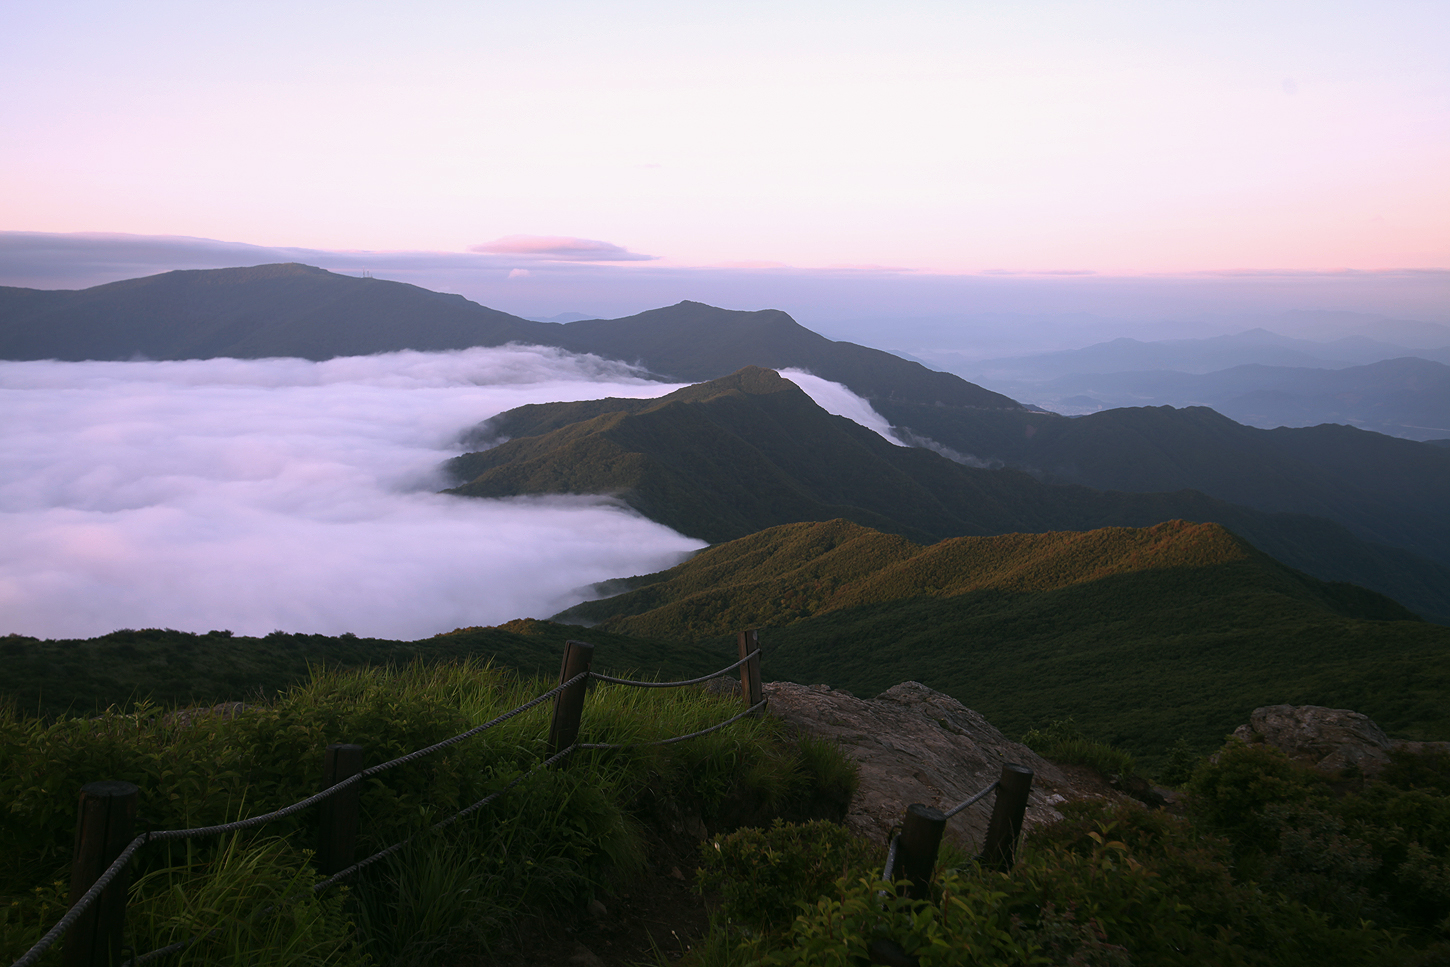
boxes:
[764,681,1124,849]
[1232,704,1394,775]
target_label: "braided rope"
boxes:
[589,650,760,688]
[14,673,586,967]
[18,653,765,967]
[12,836,149,967]
[942,780,999,820]
[124,745,582,966]
[578,699,767,750]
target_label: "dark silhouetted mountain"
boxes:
[548,301,1018,408]
[0,263,547,360]
[552,518,1449,757]
[871,400,1450,569]
[0,264,1018,409]
[446,367,1450,622]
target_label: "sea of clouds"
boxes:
[0,348,902,640]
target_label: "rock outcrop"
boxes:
[764,681,1120,848]
[1232,704,1450,776]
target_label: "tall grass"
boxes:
[0,659,855,966]
[1020,718,1137,779]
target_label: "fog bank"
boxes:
[0,347,702,640]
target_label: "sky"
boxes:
[2,1,1447,295]
[2,2,1446,639]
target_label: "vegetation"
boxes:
[1,660,854,965]
[0,619,728,719]
[685,741,1450,966]
[1020,718,1136,780]
[552,518,1450,767]
[559,518,1411,636]
[8,522,1446,771]
[447,367,1450,621]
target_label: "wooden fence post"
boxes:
[737,629,762,712]
[979,763,1034,871]
[887,803,947,899]
[547,640,594,757]
[63,780,138,967]
[317,744,364,876]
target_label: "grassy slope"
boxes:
[449,367,1450,621]
[0,620,732,719]
[553,518,1450,760]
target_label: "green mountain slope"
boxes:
[559,518,1411,637]
[449,367,1450,621]
[553,519,1449,758]
[0,264,1015,409]
[874,401,1450,568]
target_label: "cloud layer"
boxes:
[0,347,701,640]
[469,235,656,262]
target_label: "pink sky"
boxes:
[2,1,1447,277]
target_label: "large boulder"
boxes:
[764,681,1120,848]
[1232,705,1395,775]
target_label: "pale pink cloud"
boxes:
[470,235,656,262]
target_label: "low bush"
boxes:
[696,820,877,932]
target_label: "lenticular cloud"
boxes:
[0,347,701,640]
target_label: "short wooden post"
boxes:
[63,780,139,967]
[979,763,1034,871]
[737,629,762,712]
[887,803,946,899]
[317,744,364,876]
[547,640,594,757]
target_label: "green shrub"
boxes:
[1189,738,1450,939]
[696,820,877,932]
[1021,718,1136,778]
[770,801,1408,966]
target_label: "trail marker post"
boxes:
[888,803,947,899]
[63,780,138,967]
[738,629,762,712]
[979,763,1034,871]
[547,640,594,757]
[317,744,365,876]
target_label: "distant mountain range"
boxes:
[552,518,1450,756]
[447,367,1450,622]
[965,328,1450,380]
[870,399,1450,568]
[10,261,1448,622]
[0,262,1016,410]
[934,328,1450,440]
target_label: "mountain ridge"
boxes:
[0,263,1017,409]
[448,367,1450,622]
[557,518,1410,640]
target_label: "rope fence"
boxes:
[879,765,1035,905]
[15,630,770,967]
